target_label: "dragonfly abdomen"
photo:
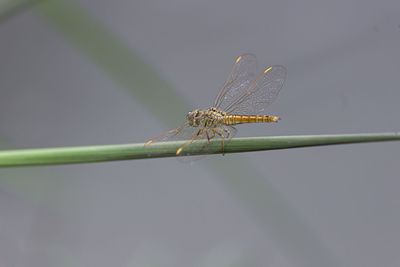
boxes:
[223,115,280,125]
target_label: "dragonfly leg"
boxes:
[176,129,204,155]
[204,130,211,147]
[213,128,232,155]
[208,131,216,140]
[212,129,225,155]
[215,128,230,137]
[200,129,215,150]
[145,128,179,146]
[213,130,225,155]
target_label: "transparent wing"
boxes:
[214,54,257,110]
[146,122,198,143]
[145,124,237,162]
[224,65,286,115]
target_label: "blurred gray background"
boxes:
[1,0,400,266]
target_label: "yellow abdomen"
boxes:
[223,115,280,125]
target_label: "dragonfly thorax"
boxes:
[187,108,226,127]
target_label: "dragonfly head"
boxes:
[187,109,204,126]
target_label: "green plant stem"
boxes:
[0,133,398,167]
[0,0,41,22]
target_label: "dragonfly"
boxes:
[145,54,287,158]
